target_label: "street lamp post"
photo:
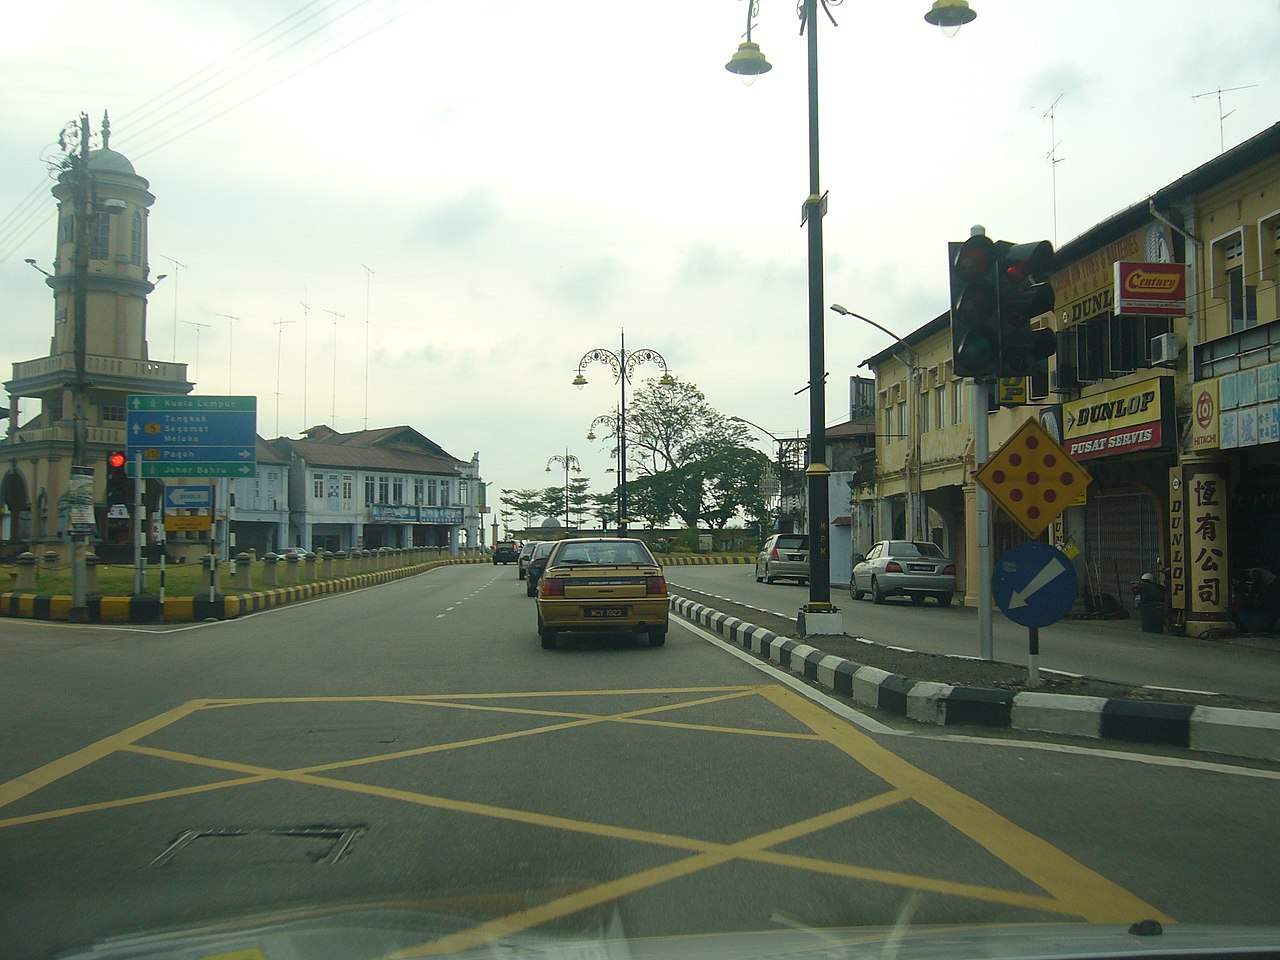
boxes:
[830,304,924,541]
[730,415,789,526]
[587,411,621,527]
[573,331,673,537]
[724,0,976,635]
[545,449,582,530]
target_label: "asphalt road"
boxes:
[664,564,1280,702]
[1,563,1277,958]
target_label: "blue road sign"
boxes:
[992,541,1078,629]
[126,395,257,478]
[164,485,213,509]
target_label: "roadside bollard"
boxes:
[233,553,254,591]
[85,553,100,595]
[41,550,60,571]
[262,552,280,588]
[15,552,37,591]
[334,550,347,577]
[303,550,317,581]
[284,552,301,585]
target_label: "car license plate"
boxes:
[908,563,933,572]
[584,605,630,619]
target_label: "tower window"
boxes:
[130,211,142,266]
[89,211,110,260]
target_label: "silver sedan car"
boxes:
[851,540,956,606]
[755,533,809,585]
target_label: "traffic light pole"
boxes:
[133,451,146,595]
[973,379,994,660]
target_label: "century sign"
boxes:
[1062,375,1174,461]
[1113,261,1187,317]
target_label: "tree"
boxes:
[500,488,548,529]
[590,376,765,530]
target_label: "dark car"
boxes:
[492,541,519,564]
[524,540,557,597]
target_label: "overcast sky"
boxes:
[3,1,1278,507]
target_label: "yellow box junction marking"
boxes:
[0,684,1170,955]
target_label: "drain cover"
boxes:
[151,825,366,867]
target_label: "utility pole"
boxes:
[65,113,92,622]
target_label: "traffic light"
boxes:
[948,235,1001,379]
[105,450,131,505]
[997,240,1057,378]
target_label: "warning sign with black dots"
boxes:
[974,417,1092,538]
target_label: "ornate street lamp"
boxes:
[573,331,674,537]
[724,0,975,635]
[545,449,582,530]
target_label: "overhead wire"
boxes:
[0,0,432,265]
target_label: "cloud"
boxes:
[546,257,623,312]
[409,186,501,247]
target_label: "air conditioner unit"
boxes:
[1151,332,1180,365]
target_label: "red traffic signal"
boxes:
[949,235,1001,379]
[108,451,126,470]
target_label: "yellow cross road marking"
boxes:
[0,683,1171,949]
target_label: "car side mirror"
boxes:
[853,554,865,564]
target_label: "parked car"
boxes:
[755,534,809,585]
[525,540,557,597]
[492,540,519,565]
[535,537,669,649]
[517,540,540,580]
[851,540,956,606]
[278,546,311,560]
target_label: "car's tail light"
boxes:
[885,560,904,573]
[770,548,779,559]
[541,578,565,597]
[942,563,956,575]
[645,575,667,596]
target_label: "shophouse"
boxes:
[280,425,481,554]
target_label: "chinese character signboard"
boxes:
[1183,463,1229,622]
[1168,468,1186,610]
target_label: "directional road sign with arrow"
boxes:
[126,395,257,478]
[991,540,1078,629]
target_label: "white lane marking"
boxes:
[676,617,1280,781]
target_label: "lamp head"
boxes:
[924,0,976,37]
[725,41,772,83]
[572,373,587,390]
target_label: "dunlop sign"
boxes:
[1062,375,1174,461]
[1168,468,1185,610]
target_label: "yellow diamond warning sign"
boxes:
[975,417,1091,538]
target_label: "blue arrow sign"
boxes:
[992,541,1078,629]
[164,485,213,509]
[126,411,257,448]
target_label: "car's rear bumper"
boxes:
[765,561,809,578]
[537,596,671,630]
[879,573,956,593]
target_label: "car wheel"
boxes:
[850,580,865,601]
[910,593,925,605]
[871,577,886,604]
[755,564,764,583]
[937,592,953,607]
[526,581,536,598]
[647,626,667,647]
[764,564,776,584]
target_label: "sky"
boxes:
[3,0,1278,510]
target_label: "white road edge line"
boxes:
[675,617,1280,781]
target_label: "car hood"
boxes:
[53,911,1280,960]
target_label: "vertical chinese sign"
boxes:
[1168,467,1185,610]
[1184,463,1229,623]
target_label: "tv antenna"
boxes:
[1043,94,1065,246]
[1192,84,1257,153]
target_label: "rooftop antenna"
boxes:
[300,290,311,429]
[324,309,344,428]
[362,264,374,430]
[1043,94,1065,246]
[157,254,188,361]
[1192,84,1257,153]
[273,318,295,437]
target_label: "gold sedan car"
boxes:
[535,537,670,649]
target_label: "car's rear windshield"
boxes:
[775,536,808,550]
[533,542,556,558]
[888,541,946,558]
[551,541,654,566]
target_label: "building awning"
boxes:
[833,516,851,526]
